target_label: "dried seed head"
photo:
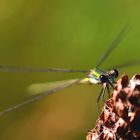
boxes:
[87,74,140,140]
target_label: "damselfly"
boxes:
[0,25,137,116]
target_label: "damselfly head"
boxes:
[99,69,119,84]
[99,75,107,83]
[108,69,119,78]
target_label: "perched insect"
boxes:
[0,25,138,116]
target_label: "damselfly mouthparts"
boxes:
[0,25,137,116]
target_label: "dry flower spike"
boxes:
[87,74,140,140]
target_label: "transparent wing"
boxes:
[95,24,131,68]
[27,79,84,95]
[0,65,87,73]
[0,78,89,116]
[107,60,140,70]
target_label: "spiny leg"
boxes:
[100,83,107,102]
[96,88,104,114]
[96,84,107,113]
[106,84,111,98]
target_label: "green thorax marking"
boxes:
[92,68,107,78]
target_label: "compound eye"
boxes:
[99,75,107,83]
[113,69,119,78]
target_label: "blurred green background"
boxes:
[0,0,140,140]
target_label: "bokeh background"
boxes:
[0,0,140,140]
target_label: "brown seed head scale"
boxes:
[86,74,140,140]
